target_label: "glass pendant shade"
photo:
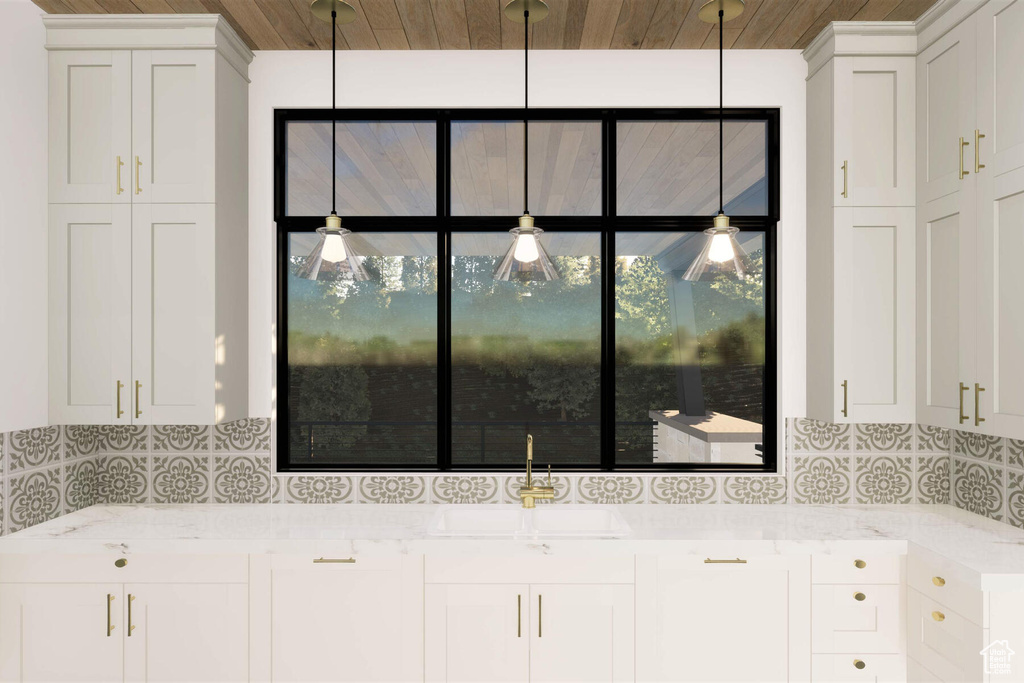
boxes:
[298,214,370,281]
[681,213,753,282]
[493,214,560,282]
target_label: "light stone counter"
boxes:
[2,504,1023,590]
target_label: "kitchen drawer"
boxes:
[907,552,983,627]
[265,554,404,574]
[907,657,943,682]
[0,553,247,584]
[908,589,985,683]
[425,556,634,584]
[813,554,903,585]
[812,584,903,654]
[811,654,905,682]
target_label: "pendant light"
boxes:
[299,0,370,282]
[682,0,753,282]
[494,0,559,282]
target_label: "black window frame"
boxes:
[275,107,780,473]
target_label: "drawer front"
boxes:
[907,553,983,627]
[811,654,905,682]
[813,555,903,585]
[908,589,985,683]
[425,556,634,584]
[907,657,943,682]
[0,554,247,584]
[812,584,903,654]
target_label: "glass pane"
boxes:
[286,232,438,465]
[451,121,602,216]
[451,231,602,465]
[286,121,436,216]
[615,231,766,465]
[616,121,767,216]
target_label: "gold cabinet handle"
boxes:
[975,383,986,426]
[517,594,522,638]
[841,160,848,198]
[135,156,142,194]
[932,610,945,622]
[135,380,142,419]
[841,380,848,418]
[854,559,867,569]
[107,594,115,636]
[312,557,356,563]
[538,594,542,638]
[959,137,970,179]
[854,659,866,670]
[704,558,747,564]
[854,592,866,601]
[128,594,136,636]
[116,380,125,419]
[116,155,124,195]
[932,576,946,587]
[959,381,970,424]
[975,130,986,173]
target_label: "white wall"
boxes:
[0,0,48,432]
[247,49,808,426]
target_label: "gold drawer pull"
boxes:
[116,380,125,419]
[705,558,747,564]
[106,594,115,636]
[841,160,849,198]
[959,137,970,179]
[932,611,945,622]
[854,592,866,601]
[854,559,867,569]
[517,594,522,638]
[975,383,986,426]
[312,557,356,564]
[116,155,124,195]
[128,594,136,636]
[115,558,127,568]
[854,659,866,670]
[975,129,986,173]
[135,156,142,194]
[959,381,970,424]
[135,380,142,419]
[841,380,848,417]
[538,594,543,638]
[932,576,945,587]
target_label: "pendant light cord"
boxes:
[523,9,529,216]
[331,9,337,217]
[719,8,724,216]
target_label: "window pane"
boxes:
[451,232,602,465]
[286,232,438,465]
[615,231,766,465]
[617,121,767,216]
[451,121,602,216]
[286,121,436,216]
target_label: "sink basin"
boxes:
[427,505,631,538]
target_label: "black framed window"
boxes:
[276,108,779,472]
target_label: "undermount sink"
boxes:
[426,504,632,538]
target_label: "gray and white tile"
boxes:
[153,425,210,453]
[213,454,271,503]
[64,425,102,460]
[98,454,149,504]
[502,475,574,504]
[283,475,353,504]
[577,476,645,504]
[8,426,61,472]
[64,457,99,514]
[1007,439,1024,471]
[7,465,62,533]
[856,424,913,452]
[152,454,211,504]
[215,419,271,453]
[915,454,950,504]
[916,424,950,453]
[953,431,1004,463]
[1007,471,1024,530]
[360,475,429,504]
[649,476,717,504]
[100,425,148,453]
[791,419,851,452]
[431,476,500,504]
[952,458,1004,522]
[722,476,786,504]
[854,455,912,504]
[791,455,852,504]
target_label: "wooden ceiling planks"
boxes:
[35,0,941,50]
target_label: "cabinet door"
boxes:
[0,584,124,682]
[636,555,811,683]
[811,584,903,654]
[123,583,247,683]
[425,584,529,683]
[917,20,976,205]
[48,51,132,204]
[529,584,634,683]
[834,57,916,207]
[266,556,423,683]
[834,207,916,423]
[976,0,1024,179]
[131,204,215,424]
[49,204,133,424]
[131,50,215,203]
[916,192,976,430]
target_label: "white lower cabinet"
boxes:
[812,654,905,682]
[635,554,811,682]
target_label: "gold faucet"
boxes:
[519,434,555,509]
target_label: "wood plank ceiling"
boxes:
[33,0,941,51]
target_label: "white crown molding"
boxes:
[803,22,918,79]
[915,0,987,52]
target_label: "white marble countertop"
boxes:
[2,504,1023,589]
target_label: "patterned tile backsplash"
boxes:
[0,417,1020,536]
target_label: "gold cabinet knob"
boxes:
[114,558,127,568]
[853,659,866,670]
[932,576,945,587]
[854,592,866,601]
[932,611,945,622]
[854,559,867,569]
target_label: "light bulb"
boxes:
[707,232,735,263]
[513,232,540,263]
[321,232,348,263]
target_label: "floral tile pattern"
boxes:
[284,476,353,504]
[431,476,500,504]
[1007,439,1024,471]
[361,475,429,504]
[7,466,61,533]
[1007,472,1024,530]
[856,424,913,452]
[100,426,147,453]
[214,455,271,503]
[215,419,271,452]
[8,426,61,472]
[791,455,852,504]
[917,424,951,453]
[854,456,912,504]
[98,455,149,504]
[152,455,210,504]
[502,475,573,504]
[791,419,850,452]
[953,431,1003,463]
[577,476,645,504]
[64,425,102,459]
[649,476,717,504]
[952,458,1004,521]
[64,457,98,513]
[723,476,786,504]
[153,425,210,453]
[916,455,950,505]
